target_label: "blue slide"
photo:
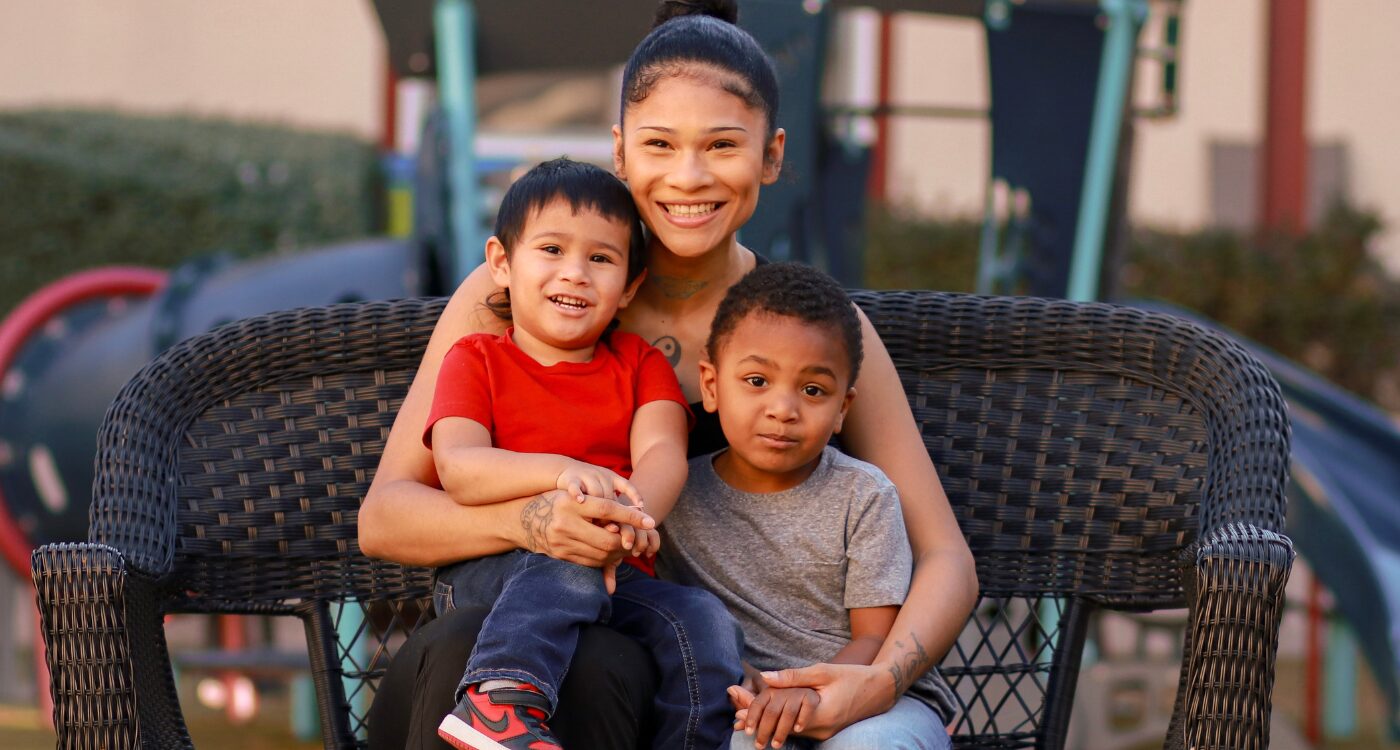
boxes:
[1135,301,1400,737]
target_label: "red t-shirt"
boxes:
[424,329,689,574]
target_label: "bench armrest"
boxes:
[1170,523,1295,750]
[32,542,192,750]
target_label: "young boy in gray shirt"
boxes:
[659,263,956,750]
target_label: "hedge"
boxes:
[0,109,380,318]
[864,201,1398,410]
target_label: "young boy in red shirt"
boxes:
[424,158,742,750]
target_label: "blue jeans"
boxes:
[729,695,951,750]
[435,551,744,750]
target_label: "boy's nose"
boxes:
[766,392,799,421]
[557,257,590,285]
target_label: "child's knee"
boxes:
[526,555,608,600]
[681,589,744,659]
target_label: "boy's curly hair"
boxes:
[706,262,863,384]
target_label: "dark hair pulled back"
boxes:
[622,0,780,140]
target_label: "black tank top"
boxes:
[685,252,769,458]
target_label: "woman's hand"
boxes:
[520,489,655,567]
[752,663,893,740]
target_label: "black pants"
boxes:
[367,604,659,749]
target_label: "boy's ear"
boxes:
[832,386,856,434]
[761,128,786,185]
[617,268,647,309]
[697,359,720,414]
[612,124,626,180]
[484,236,511,288]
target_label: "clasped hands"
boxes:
[728,662,819,749]
[551,460,659,591]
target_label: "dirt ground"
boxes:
[1,657,1394,749]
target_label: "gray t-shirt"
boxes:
[658,446,957,723]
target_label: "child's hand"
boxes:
[630,527,661,557]
[556,460,643,507]
[729,661,765,710]
[735,685,819,749]
[602,558,619,594]
[728,683,755,713]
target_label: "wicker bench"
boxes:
[32,291,1294,750]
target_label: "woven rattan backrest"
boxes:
[83,292,1286,750]
[90,298,445,605]
[849,291,1289,748]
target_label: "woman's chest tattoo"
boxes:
[651,335,682,366]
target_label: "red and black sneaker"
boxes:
[437,682,562,750]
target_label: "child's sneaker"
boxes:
[437,682,562,750]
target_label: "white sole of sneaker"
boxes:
[437,713,510,750]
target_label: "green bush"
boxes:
[0,109,380,318]
[862,201,1398,409]
[1122,203,1398,406]
[863,205,979,293]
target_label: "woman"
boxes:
[361,2,977,747]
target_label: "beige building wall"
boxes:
[0,1,384,138]
[4,2,1397,269]
[883,0,1400,273]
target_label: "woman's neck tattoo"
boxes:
[652,274,708,300]
[651,335,682,366]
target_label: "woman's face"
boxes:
[613,73,785,261]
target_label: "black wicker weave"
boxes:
[31,292,1293,750]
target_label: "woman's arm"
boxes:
[760,310,978,735]
[357,265,653,568]
[845,310,978,696]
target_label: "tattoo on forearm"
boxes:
[651,335,682,366]
[652,274,707,300]
[886,633,931,701]
[520,495,554,553]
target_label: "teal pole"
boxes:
[290,674,319,741]
[1325,620,1359,739]
[1065,0,1147,302]
[334,601,368,739]
[435,0,484,283]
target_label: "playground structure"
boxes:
[0,0,1396,744]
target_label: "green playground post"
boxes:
[1066,0,1147,302]
[1326,620,1360,739]
[334,601,368,739]
[435,0,485,282]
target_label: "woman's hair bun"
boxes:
[652,0,739,29]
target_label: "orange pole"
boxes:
[219,614,249,723]
[1260,0,1309,233]
[1305,575,1324,744]
[382,55,399,153]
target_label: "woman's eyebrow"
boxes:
[635,125,749,134]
